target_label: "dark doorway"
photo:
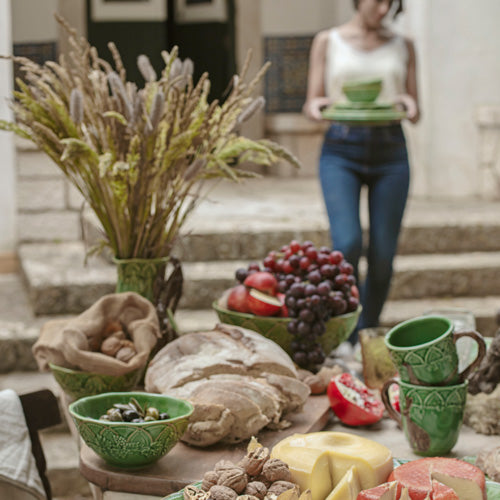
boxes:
[86,0,235,100]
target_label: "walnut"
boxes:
[297,369,326,394]
[184,485,210,500]
[261,459,292,483]
[253,475,271,489]
[238,446,270,477]
[103,321,124,337]
[100,335,122,356]
[215,460,237,474]
[217,467,248,494]
[209,485,238,500]
[115,345,136,362]
[237,496,259,500]
[202,470,220,491]
[243,481,267,499]
[266,481,297,496]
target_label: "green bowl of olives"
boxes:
[68,392,193,468]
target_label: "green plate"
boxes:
[322,107,406,123]
[334,101,394,110]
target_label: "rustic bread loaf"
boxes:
[144,324,310,446]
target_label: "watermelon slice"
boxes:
[388,458,486,500]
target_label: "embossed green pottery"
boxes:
[382,378,468,456]
[69,392,193,468]
[342,78,382,103]
[113,256,169,303]
[384,315,486,386]
[49,363,142,401]
[213,301,361,356]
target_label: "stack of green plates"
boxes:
[322,101,406,123]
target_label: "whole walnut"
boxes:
[243,481,267,499]
[101,335,122,356]
[261,459,292,483]
[116,346,136,362]
[202,470,220,491]
[215,460,237,474]
[267,481,297,496]
[209,485,238,500]
[238,447,270,477]
[217,467,248,494]
[253,475,271,489]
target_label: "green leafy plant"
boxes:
[0,15,299,259]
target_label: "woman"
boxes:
[303,0,420,343]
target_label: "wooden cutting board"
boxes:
[79,394,332,498]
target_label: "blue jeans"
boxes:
[319,123,410,343]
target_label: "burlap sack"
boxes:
[32,292,161,376]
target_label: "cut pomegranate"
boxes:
[327,373,384,426]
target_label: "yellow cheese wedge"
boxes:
[325,466,361,500]
[271,432,393,500]
[271,444,332,500]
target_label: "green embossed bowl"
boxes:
[342,78,383,103]
[213,301,361,356]
[69,392,193,468]
[49,363,142,401]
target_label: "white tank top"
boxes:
[324,28,408,103]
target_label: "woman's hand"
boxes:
[393,94,419,123]
[303,97,332,121]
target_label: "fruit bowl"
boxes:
[49,363,142,401]
[342,78,382,103]
[213,300,361,357]
[69,391,193,468]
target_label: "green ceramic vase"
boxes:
[113,256,169,303]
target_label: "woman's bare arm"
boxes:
[396,38,420,123]
[303,30,332,121]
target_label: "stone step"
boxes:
[2,292,498,375]
[163,296,500,339]
[81,193,500,262]
[18,145,500,256]
[19,242,500,314]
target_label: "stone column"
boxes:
[0,0,17,272]
[234,0,264,141]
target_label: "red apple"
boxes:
[226,285,250,313]
[247,289,282,316]
[277,292,288,317]
[244,271,278,295]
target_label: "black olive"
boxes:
[131,418,144,423]
[122,409,140,422]
[159,412,170,420]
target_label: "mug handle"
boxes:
[381,378,402,428]
[453,330,487,382]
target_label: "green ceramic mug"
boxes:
[381,378,468,456]
[384,315,486,386]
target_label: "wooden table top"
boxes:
[79,394,332,498]
[79,392,500,499]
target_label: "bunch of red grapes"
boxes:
[235,240,359,370]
